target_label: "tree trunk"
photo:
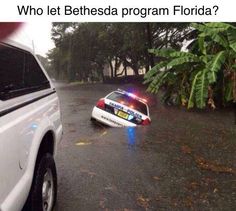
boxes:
[100,64,105,82]
[233,71,236,102]
[67,34,74,82]
[132,65,139,76]
[146,23,155,70]
[109,60,114,78]
[114,57,118,77]
[216,69,224,108]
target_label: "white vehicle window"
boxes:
[0,43,50,100]
[107,91,148,115]
[24,52,49,88]
[0,44,25,98]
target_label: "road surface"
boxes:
[54,83,236,211]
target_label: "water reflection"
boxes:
[126,127,136,147]
[125,126,150,150]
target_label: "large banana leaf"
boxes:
[188,69,208,109]
[167,56,199,69]
[204,32,228,48]
[192,23,228,48]
[193,22,232,33]
[191,23,206,32]
[169,51,197,58]
[225,80,233,102]
[147,71,169,94]
[198,35,206,55]
[148,49,176,57]
[195,69,208,108]
[205,22,233,30]
[207,51,226,83]
[188,71,201,108]
[148,48,196,58]
[143,61,168,80]
[227,28,236,52]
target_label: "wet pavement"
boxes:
[54,83,236,211]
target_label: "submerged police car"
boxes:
[91,89,151,127]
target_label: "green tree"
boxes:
[47,23,191,82]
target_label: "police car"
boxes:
[91,89,151,127]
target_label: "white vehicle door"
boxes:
[0,43,52,206]
[0,45,26,203]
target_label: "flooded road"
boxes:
[55,83,236,210]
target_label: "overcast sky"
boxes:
[10,22,55,57]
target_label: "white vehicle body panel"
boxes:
[92,106,137,127]
[0,40,62,211]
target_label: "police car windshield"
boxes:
[107,91,148,115]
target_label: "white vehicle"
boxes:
[0,40,63,211]
[91,89,151,127]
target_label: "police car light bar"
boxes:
[117,89,147,103]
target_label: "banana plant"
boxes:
[144,22,236,109]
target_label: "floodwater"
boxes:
[55,82,236,210]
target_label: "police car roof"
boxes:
[115,89,148,105]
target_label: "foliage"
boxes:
[144,22,236,109]
[47,23,191,82]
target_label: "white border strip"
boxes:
[0,0,235,22]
